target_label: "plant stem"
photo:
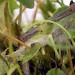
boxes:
[5,2,16,63]
[68,49,74,74]
[48,34,60,60]
[30,20,75,47]
[18,3,22,28]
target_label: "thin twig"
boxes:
[3,34,30,49]
[69,65,75,75]
[68,49,74,75]
[14,8,26,23]
[32,0,40,23]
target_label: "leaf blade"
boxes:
[17,0,34,8]
[22,43,41,63]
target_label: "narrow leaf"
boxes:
[22,43,41,63]
[7,64,19,75]
[8,0,19,13]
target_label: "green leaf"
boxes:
[8,0,19,17]
[46,0,55,12]
[46,68,66,75]
[7,64,19,75]
[0,0,6,7]
[17,0,34,8]
[1,48,8,57]
[0,1,7,34]
[58,13,75,47]
[0,58,8,75]
[50,6,75,49]
[22,43,41,63]
[47,35,60,60]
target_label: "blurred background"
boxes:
[14,0,75,27]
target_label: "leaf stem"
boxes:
[48,34,60,60]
